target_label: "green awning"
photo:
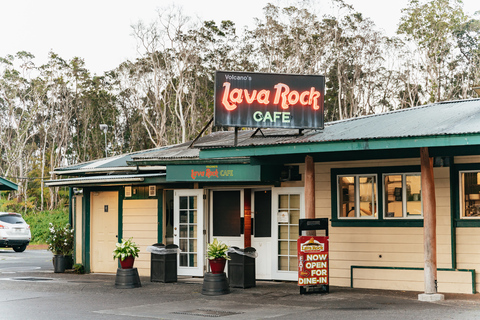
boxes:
[0,177,18,191]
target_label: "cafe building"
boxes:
[46,72,480,295]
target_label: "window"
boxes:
[332,166,423,227]
[384,174,422,218]
[277,194,300,271]
[338,175,377,218]
[212,190,241,236]
[460,171,480,218]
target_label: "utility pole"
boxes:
[99,124,108,158]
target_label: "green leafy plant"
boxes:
[47,223,74,255]
[113,238,140,261]
[73,263,85,274]
[206,238,231,260]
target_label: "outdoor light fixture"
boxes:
[99,124,108,157]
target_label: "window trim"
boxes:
[382,172,423,219]
[331,166,423,227]
[451,163,480,227]
[337,174,377,219]
[458,169,480,220]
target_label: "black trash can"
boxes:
[150,243,178,283]
[227,246,256,288]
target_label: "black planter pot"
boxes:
[53,254,66,273]
[64,255,74,269]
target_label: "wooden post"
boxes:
[305,155,316,236]
[244,189,252,248]
[419,147,443,300]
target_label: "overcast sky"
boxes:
[0,0,478,75]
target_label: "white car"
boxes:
[0,212,31,252]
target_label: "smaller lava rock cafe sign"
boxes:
[297,236,329,286]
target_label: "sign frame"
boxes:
[214,71,325,130]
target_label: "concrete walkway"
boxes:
[1,270,480,320]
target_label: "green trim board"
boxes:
[199,135,480,159]
[330,165,424,227]
[449,158,457,269]
[350,265,476,294]
[83,189,91,273]
[157,194,163,243]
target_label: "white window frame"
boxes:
[337,174,377,219]
[459,170,480,219]
[382,172,422,219]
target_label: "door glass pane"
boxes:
[179,239,187,251]
[189,225,196,238]
[277,193,301,272]
[278,225,288,240]
[189,210,197,223]
[406,175,422,216]
[180,196,188,209]
[290,210,300,223]
[189,196,197,209]
[278,256,288,271]
[290,195,300,208]
[278,241,289,254]
[179,195,198,268]
[180,225,187,237]
[180,253,188,267]
[189,239,196,252]
[279,195,289,209]
[189,254,197,267]
[180,211,188,223]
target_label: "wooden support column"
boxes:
[419,147,444,301]
[244,189,252,248]
[305,156,316,236]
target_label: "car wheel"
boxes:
[13,245,27,252]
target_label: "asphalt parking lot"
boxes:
[1,249,480,320]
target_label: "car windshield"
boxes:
[0,215,25,224]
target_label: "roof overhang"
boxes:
[0,177,18,191]
[45,173,165,187]
[199,134,480,159]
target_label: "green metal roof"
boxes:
[198,99,480,159]
[0,177,18,191]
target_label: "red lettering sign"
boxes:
[222,82,321,111]
[297,236,329,286]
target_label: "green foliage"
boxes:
[47,222,74,255]
[206,238,231,260]
[73,263,85,274]
[113,238,140,261]
[22,208,69,244]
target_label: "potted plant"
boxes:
[207,238,230,274]
[47,223,74,273]
[113,238,140,269]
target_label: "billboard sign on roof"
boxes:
[214,71,324,129]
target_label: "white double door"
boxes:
[174,190,204,276]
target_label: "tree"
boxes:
[398,0,468,102]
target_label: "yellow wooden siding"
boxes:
[122,199,158,277]
[308,160,456,292]
[74,195,83,264]
[454,155,480,164]
[352,268,473,294]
